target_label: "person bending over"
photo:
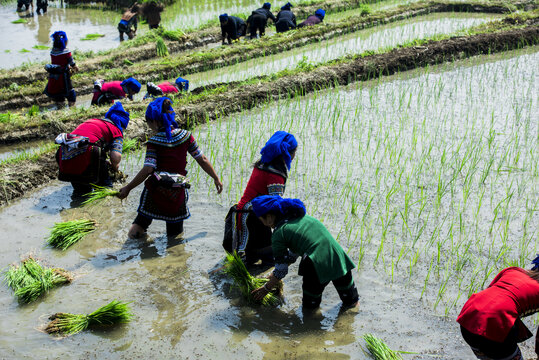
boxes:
[91,77,141,106]
[219,13,247,45]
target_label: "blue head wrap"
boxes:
[219,13,229,22]
[281,2,292,10]
[175,77,189,91]
[315,9,325,19]
[531,254,539,271]
[51,31,68,51]
[251,195,306,218]
[260,131,297,169]
[145,97,179,141]
[263,2,271,9]
[104,102,130,134]
[121,77,142,94]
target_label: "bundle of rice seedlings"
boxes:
[45,300,133,336]
[363,333,402,360]
[122,138,138,153]
[46,219,97,250]
[223,251,280,306]
[162,28,184,41]
[27,104,39,116]
[3,257,72,303]
[32,45,49,50]
[12,19,27,24]
[81,33,105,41]
[82,185,120,205]
[156,37,169,57]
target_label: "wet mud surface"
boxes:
[0,25,537,206]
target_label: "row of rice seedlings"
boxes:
[223,252,281,306]
[3,257,72,303]
[46,219,97,250]
[0,143,57,166]
[45,300,132,336]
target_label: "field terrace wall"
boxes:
[0,0,535,112]
[0,19,537,206]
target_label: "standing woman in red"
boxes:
[44,31,78,107]
[457,257,539,360]
[223,131,297,265]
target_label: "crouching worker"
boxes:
[219,13,247,45]
[298,9,325,28]
[247,2,276,39]
[118,4,140,41]
[275,2,296,33]
[251,196,359,311]
[144,77,189,99]
[91,77,141,106]
[118,97,223,238]
[55,102,129,196]
[457,257,539,360]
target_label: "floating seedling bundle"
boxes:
[363,333,402,360]
[223,251,280,306]
[82,185,120,205]
[3,257,72,303]
[45,300,132,336]
[47,219,97,250]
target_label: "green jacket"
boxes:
[272,215,355,283]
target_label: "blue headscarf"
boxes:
[531,254,539,271]
[260,131,297,169]
[251,195,306,218]
[175,77,189,91]
[121,77,142,94]
[51,31,68,51]
[263,2,271,9]
[281,2,292,10]
[145,97,179,141]
[315,9,325,19]
[219,13,229,23]
[104,102,130,134]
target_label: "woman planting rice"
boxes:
[457,258,539,360]
[55,102,129,196]
[219,13,247,45]
[44,31,79,107]
[144,77,189,99]
[275,2,296,33]
[118,97,222,238]
[91,77,142,106]
[223,131,297,265]
[250,195,359,310]
[297,9,325,28]
[118,4,140,41]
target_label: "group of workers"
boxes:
[220,2,326,44]
[42,4,539,359]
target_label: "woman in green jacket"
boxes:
[251,195,359,309]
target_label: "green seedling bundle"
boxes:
[46,219,97,250]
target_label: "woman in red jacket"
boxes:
[44,31,78,107]
[457,258,539,360]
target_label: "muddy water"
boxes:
[0,48,537,358]
[188,12,499,87]
[0,1,125,69]
[0,139,50,161]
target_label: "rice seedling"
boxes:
[156,37,169,57]
[223,252,280,306]
[32,45,49,50]
[363,333,402,360]
[81,33,105,41]
[45,300,132,336]
[122,138,138,153]
[82,185,120,205]
[19,49,30,53]
[3,257,72,303]
[27,105,39,117]
[11,19,26,24]
[46,219,97,250]
[123,59,134,66]
[162,28,185,41]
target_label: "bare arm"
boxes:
[195,154,223,193]
[118,165,153,199]
[109,151,122,171]
[252,273,280,300]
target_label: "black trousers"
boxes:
[299,257,358,309]
[134,213,184,237]
[249,14,267,38]
[460,325,522,360]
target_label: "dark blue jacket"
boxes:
[221,16,246,39]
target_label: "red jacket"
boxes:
[157,82,179,94]
[457,267,539,348]
[237,167,285,210]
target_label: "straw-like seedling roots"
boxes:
[363,333,402,360]
[47,219,97,250]
[45,300,133,336]
[82,185,120,205]
[223,252,281,306]
[3,257,72,303]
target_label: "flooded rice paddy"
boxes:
[0,46,537,358]
[187,12,499,87]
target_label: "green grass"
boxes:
[46,219,97,250]
[3,257,72,303]
[45,300,132,336]
[81,33,105,41]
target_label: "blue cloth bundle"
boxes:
[260,131,297,169]
[145,97,179,141]
[105,102,130,134]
